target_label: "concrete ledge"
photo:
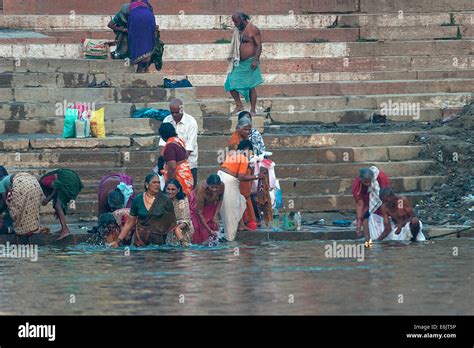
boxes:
[29,136,131,149]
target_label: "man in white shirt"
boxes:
[159,98,199,187]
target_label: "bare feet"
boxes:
[250,110,257,118]
[56,230,71,241]
[232,105,245,114]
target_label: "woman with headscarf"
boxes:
[164,179,194,245]
[159,123,194,196]
[110,173,188,247]
[218,140,265,241]
[227,117,258,230]
[40,169,83,240]
[190,174,225,245]
[0,170,44,237]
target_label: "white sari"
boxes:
[217,170,246,241]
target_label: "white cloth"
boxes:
[217,170,246,241]
[158,112,199,169]
[227,28,241,74]
[368,166,383,214]
[368,214,426,241]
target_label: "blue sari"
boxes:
[128,1,156,64]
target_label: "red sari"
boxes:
[163,137,194,196]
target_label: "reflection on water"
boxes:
[0,238,472,315]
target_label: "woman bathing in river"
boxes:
[109,173,188,248]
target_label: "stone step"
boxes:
[4,13,474,30]
[0,71,164,88]
[359,26,462,41]
[5,161,435,181]
[0,14,336,30]
[0,132,420,151]
[76,175,443,197]
[0,86,196,103]
[166,70,474,86]
[0,145,426,167]
[40,28,360,44]
[2,40,474,60]
[0,114,265,136]
[0,42,326,59]
[37,191,432,216]
[195,78,474,98]
[359,0,473,13]
[269,108,445,123]
[1,93,470,121]
[3,56,473,75]
[1,0,358,15]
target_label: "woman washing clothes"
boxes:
[227,117,258,231]
[218,140,265,241]
[0,170,45,237]
[190,174,225,245]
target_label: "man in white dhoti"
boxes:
[375,187,426,242]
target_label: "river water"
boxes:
[0,238,472,315]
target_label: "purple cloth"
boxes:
[128,3,156,64]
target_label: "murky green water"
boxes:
[0,238,472,315]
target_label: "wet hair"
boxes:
[107,189,125,211]
[359,168,374,180]
[233,11,251,21]
[0,166,8,179]
[379,187,395,200]
[237,117,252,129]
[237,139,253,151]
[238,111,252,120]
[97,212,119,238]
[165,179,185,200]
[144,173,159,191]
[159,122,178,141]
[206,174,222,186]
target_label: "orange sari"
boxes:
[163,137,194,196]
[227,131,257,228]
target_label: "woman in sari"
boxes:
[97,173,135,217]
[110,173,188,247]
[164,179,194,245]
[190,174,225,245]
[0,171,44,236]
[40,169,83,240]
[159,123,194,196]
[228,117,258,231]
[218,140,265,241]
[108,1,163,72]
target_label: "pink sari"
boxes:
[189,190,220,244]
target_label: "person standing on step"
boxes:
[159,99,199,188]
[225,12,263,117]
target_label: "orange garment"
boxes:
[226,132,256,228]
[163,137,194,196]
[227,131,244,151]
[221,152,249,176]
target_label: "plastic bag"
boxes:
[63,108,78,138]
[83,39,109,59]
[90,108,106,138]
[273,179,283,209]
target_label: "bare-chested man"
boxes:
[378,187,425,242]
[224,12,263,117]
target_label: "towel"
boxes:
[368,166,383,214]
[227,28,241,74]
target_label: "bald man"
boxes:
[159,99,199,187]
[225,12,263,117]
